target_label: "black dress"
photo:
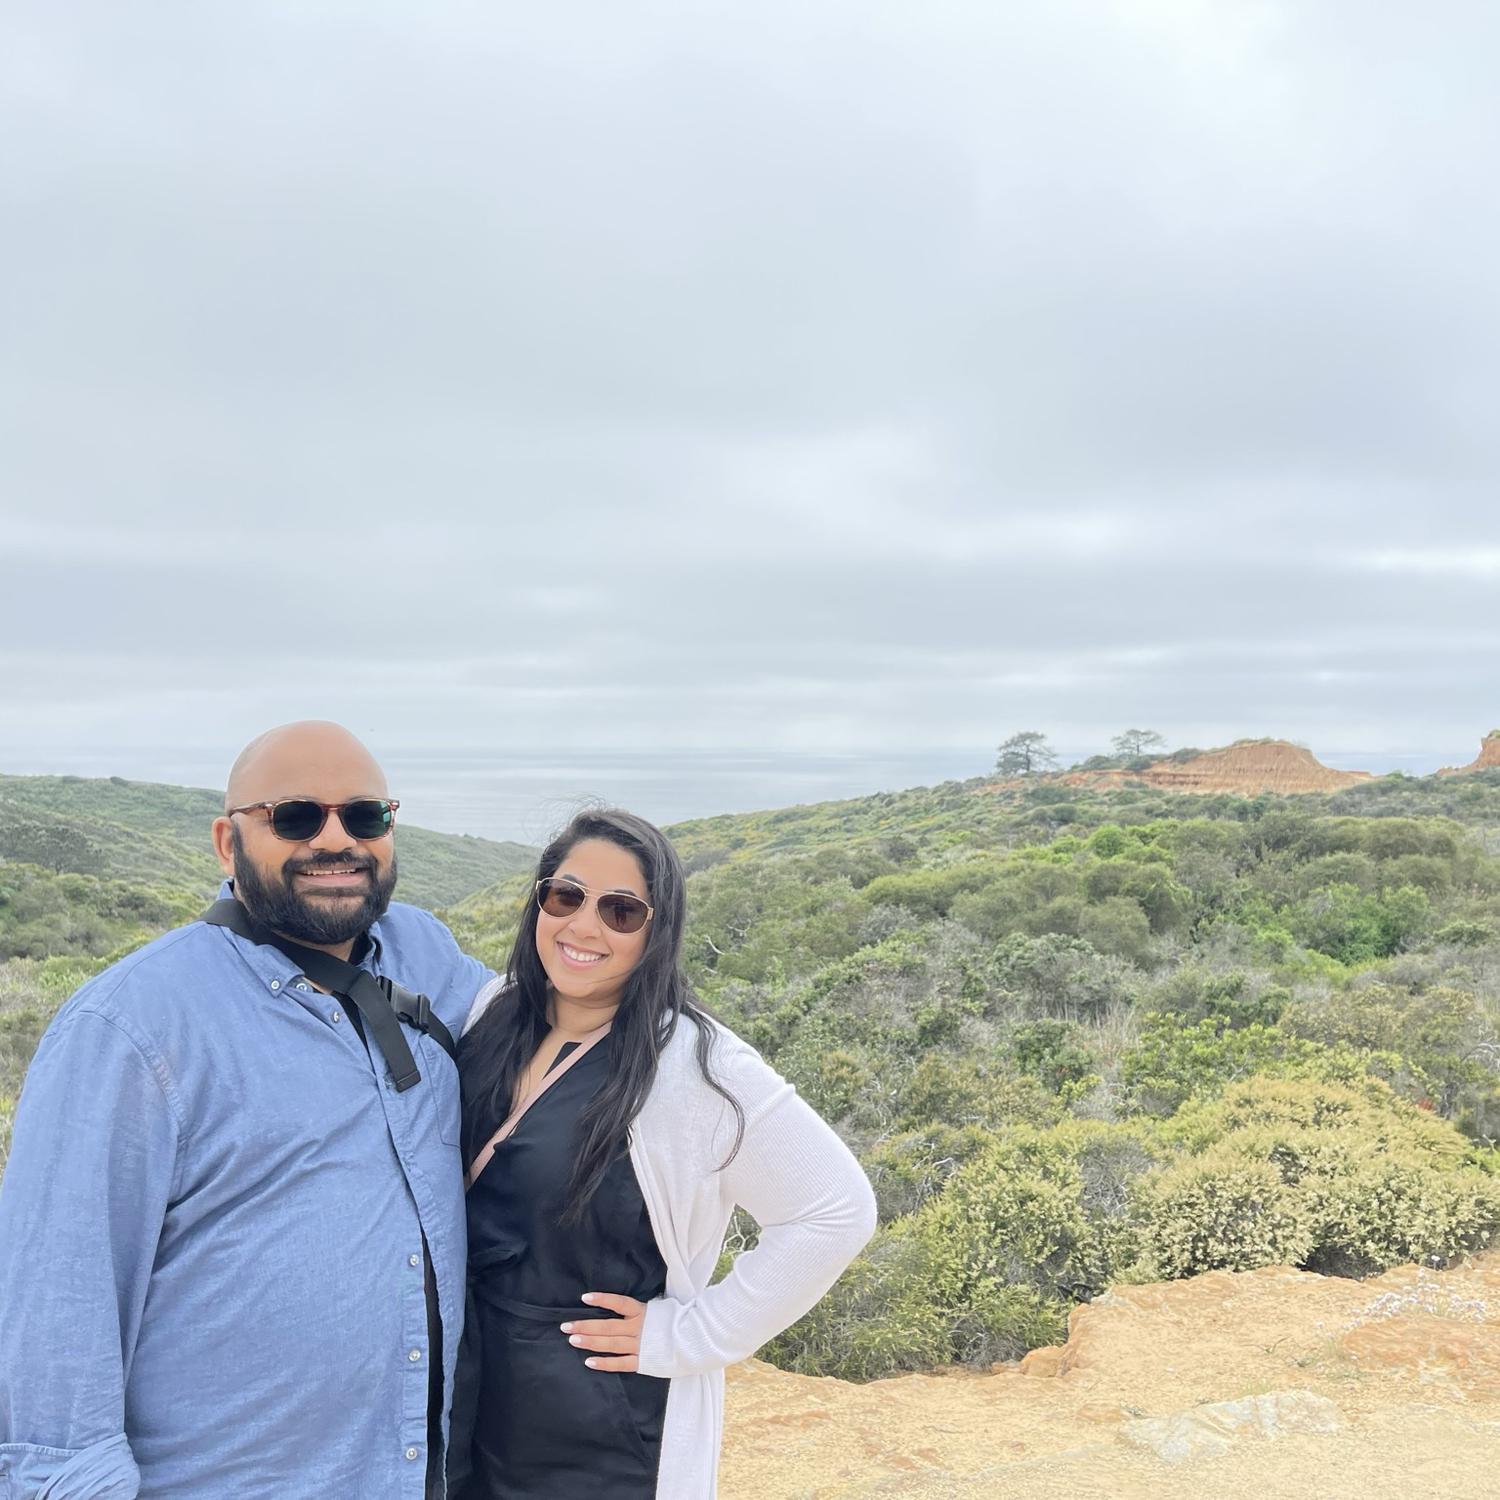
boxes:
[457,1035,669,1499]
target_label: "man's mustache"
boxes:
[284,852,376,876]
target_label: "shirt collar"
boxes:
[212,879,384,994]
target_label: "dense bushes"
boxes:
[0,864,200,961]
[7,771,1500,1381]
[768,1121,1144,1378]
[564,785,1500,1379]
[1281,882,1430,964]
[1136,1079,1499,1279]
[1121,1012,1382,1115]
[1135,1151,1311,1276]
[768,1079,1500,1379]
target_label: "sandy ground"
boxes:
[720,1253,1500,1500]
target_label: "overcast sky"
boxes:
[4,1,1500,827]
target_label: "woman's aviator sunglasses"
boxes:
[535,877,653,935]
[227,798,400,843]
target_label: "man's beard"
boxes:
[231,825,398,945]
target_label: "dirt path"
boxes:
[721,1254,1500,1499]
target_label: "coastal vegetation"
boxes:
[3,757,1499,1379]
[0,773,535,1168]
[441,755,1500,1378]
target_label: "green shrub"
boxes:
[760,1219,955,1380]
[987,932,1138,1024]
[1141,1077,1499,1280]
[1087,824,1129,858]
[947,1279,1069,1366]
[1078,895,1155,965]
[921,1123,1155,1304]
[1433,918,1497,948]
[1280,982,1495,1119]
[1132,1148,1311,1278]
[863,861,1003,919]
[0,954,112,1168]
[786,1046,876,1125]
[1305,1153,1500,1276]
[1010,1020,1096,1094]
[1283,882,1430,965]
[1146,966,1287,1028]
[1123,1012,1382,1115]
[768,1119,1157,1379]
[864,1123,997,1219]
[896,1055,1062,1133]
[1163,1075,1460,1157]
[0,863,199,962]
[761,1072,1500,1383]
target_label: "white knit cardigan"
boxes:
[463,993,878,1499]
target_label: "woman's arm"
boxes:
[632,1041,877,1379]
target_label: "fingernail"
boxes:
[569,1335,583,1346]
[584,1358,598,1369]
[580,1293,596,1303]
[559,1323,572,1333]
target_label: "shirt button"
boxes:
[270,979,281,991]
[408,1254,421,1268]
[331,1011,343,1023]
[408,1348,422,1362]
[296,982,309,992]
[405,1447,420,1461]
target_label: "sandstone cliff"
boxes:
[993,739,1375,798]
[1439,731,1500,776]
[1122,740,1372,796]
[720,1252,1500,1499]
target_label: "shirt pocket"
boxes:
[419,1033,464,1145]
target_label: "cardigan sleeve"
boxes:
[636,1038,877,1379]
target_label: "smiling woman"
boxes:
[537,843,654,992]
[452,807,876,1500]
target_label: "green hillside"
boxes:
[0,772,536,1173]
[443,769,1500,1376]
[4,765,1500,1380]
[0,773,536,913]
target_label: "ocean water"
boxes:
[0,744,1457,845]
[0,746,990,845]
[378,749,995,843]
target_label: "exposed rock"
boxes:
[1338,1260,1500,1398]
[1438,730,1500,776]
[1087,739,1370,795]
[1118,1389,1344,1464]
[1125,740,1373,795]
[990,738,1375,798]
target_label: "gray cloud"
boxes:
[4,0,1500,828]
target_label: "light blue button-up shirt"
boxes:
[0,887,494,1499]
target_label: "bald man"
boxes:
[0,723,497,1500]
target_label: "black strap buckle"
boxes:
[199,898,457,1092]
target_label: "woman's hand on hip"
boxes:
[561,1292,646,1372]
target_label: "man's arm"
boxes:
[0,1006,182,1499]
[385,905,496,1038]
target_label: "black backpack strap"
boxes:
[382,978,458,1065]
[200,898,447,1093]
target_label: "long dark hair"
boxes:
[459,806,744,1223]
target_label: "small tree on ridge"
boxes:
[1111,728,1166,760]
[996,731,1059,776]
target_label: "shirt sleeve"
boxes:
[407,914,497,1039]
[0,1007,183,1499]
[636,1041,877,1379]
